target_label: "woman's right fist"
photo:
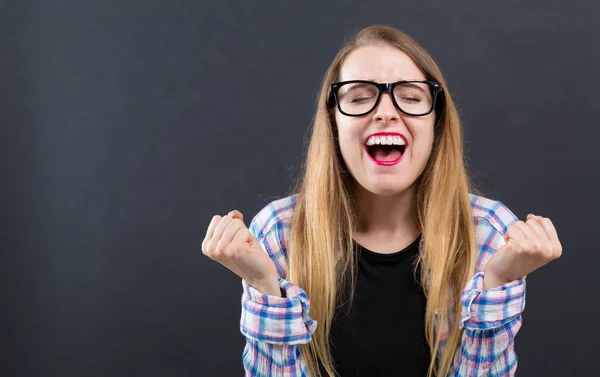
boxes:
[201,210,280,295]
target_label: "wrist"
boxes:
[251,275,281,297]
[483,269,513,290]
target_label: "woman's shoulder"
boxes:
[468,193,519,236]
[248,192,519,245]
[248,194,298,245]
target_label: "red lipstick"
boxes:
[364,132,407,167]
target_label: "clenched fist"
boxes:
[201,210,281,296]
[484,214,562,289]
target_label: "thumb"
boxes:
[228,210,244,221]
[231,224,254,249]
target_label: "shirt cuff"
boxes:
[245,277,302,305]
[240,277,317,344]
[460,271,526,330]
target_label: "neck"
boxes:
[354,184,420,239]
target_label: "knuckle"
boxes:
[205,239,214,250]
[225,244,240,259]
[222,245,232,258]
[554,244,563,258]
[211,215,222,225]
[215,243,226,255]
[203,242,215,257]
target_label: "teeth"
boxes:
[366,135,406,146]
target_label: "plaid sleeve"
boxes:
[240,278,316,376]
[240,277,317,344]
[449,198,526,376]
[460,199,526,330]
[460,272,525,330]
[239,197,316,376]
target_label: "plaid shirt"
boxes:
[240,194,526,376]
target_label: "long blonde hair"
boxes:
[287,25,476,377]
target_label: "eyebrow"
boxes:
[362,79,425,83]
[397,82,428,92]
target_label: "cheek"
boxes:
[409,121,435,156]
[336,118,363,157]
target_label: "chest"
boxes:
[329,243,431,376]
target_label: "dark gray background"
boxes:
[1,1,598,376]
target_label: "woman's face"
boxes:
[335,44,436,197]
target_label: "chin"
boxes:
[362,181,414,197]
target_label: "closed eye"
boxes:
[352,97,375,104]
[400,97,421,103]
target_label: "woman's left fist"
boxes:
[484,214,562,289]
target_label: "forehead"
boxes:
[339,44,426,82]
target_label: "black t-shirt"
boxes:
[328,235,431,377]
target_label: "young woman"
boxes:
[202,25,562,377]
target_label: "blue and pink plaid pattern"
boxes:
[240,194,526,376]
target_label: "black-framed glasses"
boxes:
[329,80,443,117]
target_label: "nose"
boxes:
[372,92,400,123]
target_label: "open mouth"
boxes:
[364,133,408,166]
[366,144,406,163]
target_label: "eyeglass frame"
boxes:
[328,79,444,117]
